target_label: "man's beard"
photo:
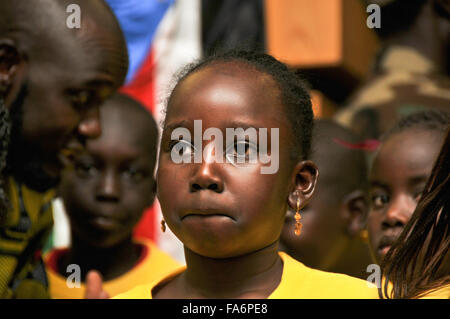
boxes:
[4,83,60,193]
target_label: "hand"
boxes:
[84,270,110,299]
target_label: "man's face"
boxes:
[7,21,127,183]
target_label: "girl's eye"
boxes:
[371,194,390,209]
[170,139,195,158]
[225,140,258,163]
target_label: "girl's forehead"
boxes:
[168,65,281,115]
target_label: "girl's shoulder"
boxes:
[270,252,379,299]
[418,284,450,299]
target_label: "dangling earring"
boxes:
[161,219,166,232]
[359,229,368,242]
[294,198,302,236]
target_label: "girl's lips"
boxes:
[181,209,236,221]
[183,213,230,220]
[377,234,399,257]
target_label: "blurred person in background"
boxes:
[336,0,450,139]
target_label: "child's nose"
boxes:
[189,161,224,193]
[96,171,121,202]
[78,107,101,139]
[382,194,414,228]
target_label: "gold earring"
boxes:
[294,198,302,236]
[161,219,166,232]
[360,229,368,242]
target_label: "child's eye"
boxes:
[123,167,146,183]
[170,139,196,158]
[225,140,258,164]
[74,160,97,178]
[371,194,390,209]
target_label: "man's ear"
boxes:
[288,160,319,210]
[342,190,369,238]
[0,40,26,107]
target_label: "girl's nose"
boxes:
[382,194,414,228]
[189,143,224,193]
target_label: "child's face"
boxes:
[158,64,299,258]
[367,130,441,264]
[59,120,156,248]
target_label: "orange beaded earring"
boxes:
[294,198,302,236]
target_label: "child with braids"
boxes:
[381,126,449,299]
[367,111,448,265]
[365,110,448,298]
[116,50,378,299]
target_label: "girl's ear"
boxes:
[288,160,319,210]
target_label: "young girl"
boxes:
[366,111,448,266]
[116,51,378,299]
[381,127,449,299]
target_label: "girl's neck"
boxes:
[179,241,283,298]
[59,236,141,282]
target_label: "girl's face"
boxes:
[367,129,442,264]
[157,64,300,258]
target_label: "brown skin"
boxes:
[279,120,372,279]
[58,101,157,282]
[0,0,128,179]
[367,129,442,265]
[0,0,128,296]
[280,131,372,279]
[154,62,318,299]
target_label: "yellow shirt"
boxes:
[381,278,449,299]
[418,285,450,299]
[114,252,378,299]
[44,238,181,299]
